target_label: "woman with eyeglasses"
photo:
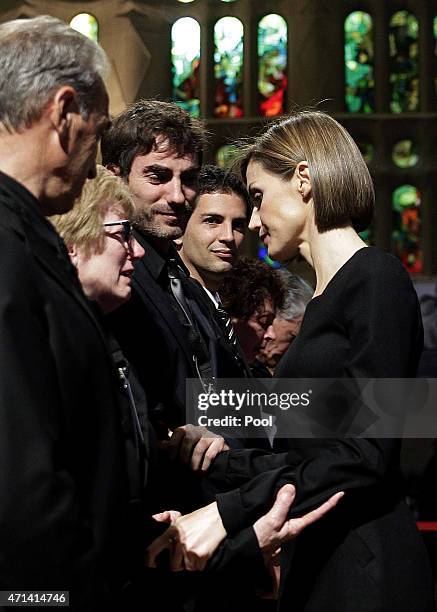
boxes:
[53,165,144,313]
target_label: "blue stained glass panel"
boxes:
[171,18,201,117]
[214,17,244,118]
[389,11,419,113]
[344,12,374,113]
[258,14,287,117]
[258,244,281,269]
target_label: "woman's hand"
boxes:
[146,487,344,575]
[146,502,226,571]
[253,485,344,558]
[160,424,229,471]
[254,485,344,599]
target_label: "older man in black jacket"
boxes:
[0,16,136,610]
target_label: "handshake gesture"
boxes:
[147,484,344,595]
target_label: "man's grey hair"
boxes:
[0,15,109,131]
[277,269,313,321]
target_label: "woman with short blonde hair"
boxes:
[52,165,142,313]
[53,164,134,254]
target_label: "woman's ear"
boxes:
[67,244,78,268]
[296,161,312,200]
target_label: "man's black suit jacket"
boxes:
[0,173,135,610]
[108,231,248,435]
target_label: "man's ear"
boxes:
[47,86,78,149]
[106,164,121,177]
[295,161,312,200]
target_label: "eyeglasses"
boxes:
[102,220,133,245]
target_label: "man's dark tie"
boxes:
[215,305,238,349]
[167,257,195,326]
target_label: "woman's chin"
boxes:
[268,244,297,264]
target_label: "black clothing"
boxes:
[210,247,434,611]
[107,231,268,610]
[108,231,248,436]
[0,172,135,610]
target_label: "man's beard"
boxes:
[132,208,189,240]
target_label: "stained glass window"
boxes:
[70,13,98,42]
[214,17,244,118]
[392,140,418,168]
[344,12,374,113]
[258,244,281,269]
[389,11,419,113]
[258,14,287,117]
[216,144,239,168]
[171,18,201,117]
[356,140,374,164]
[391,185,422,273]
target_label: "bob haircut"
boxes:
[240,110,374,233]
[51,165,134,254]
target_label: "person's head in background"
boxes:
[219,257,285,363]
[0,15,110,216]
[51,165,144,313]
[179,165,250,292]
[101,99,206,250]
[258,270,313,373]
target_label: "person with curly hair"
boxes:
[219,256,285,364]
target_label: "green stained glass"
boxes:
[389,11,419,113]
[171,18,201,117]
[356,140,374,164]
[344,12,374,113]
[258,14,287,117]
[214,17,244,118]
[70,13,98,42]
[391,185,422,273]
[216,144,239,168]
[358,227,373,245]
[392,140,418,168]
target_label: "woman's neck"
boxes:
[300,226,367,297]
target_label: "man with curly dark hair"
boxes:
[219,257,285,363]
